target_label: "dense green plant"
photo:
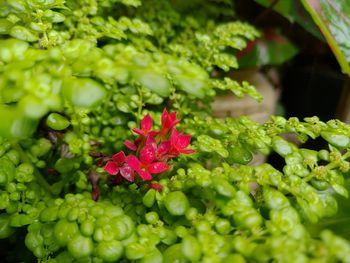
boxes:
[1,0,350,262]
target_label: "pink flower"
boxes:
[126,145,170,181]
[157,140,171,157]
[132,114,158,137]
[103,109,194,186]
[104,151,135,182]
[143,136,171,161]
[169,129,195,156]
[160,109,180,135]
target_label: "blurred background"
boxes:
[233,0,350,123]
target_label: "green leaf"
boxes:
[133,70,171,97]
[7,0,27,12]
[46,113,70,130]
[301,0,350,76]
[254,0,324,39]
[176,76,206,99]
[0,105,37,138]
[94,58,129,84]
[116,100,132,113]
[25,0,67,10]
[332,184,348,198]
[18,95,49,119]
[197,135,229,158]
[62,77,106,108]
[0,19,13,34]
[0,39,29,63]
[10,26,38,42]
[43,10,65,23]
[0,214,15,239]
[10,214,34,227]
[54,158,75,174]
[62,39,95,60]
[321,130,350,149]
[0,157,15,185]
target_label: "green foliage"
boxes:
[0,0,260,138]
[0,0,350,262]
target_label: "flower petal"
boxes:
[132,127,145,136]
[140,144,155,164]
[149,130,159,137]
[145,136,156,146]
[177,134,192,148]
[124,140,137,151]
[169,111,178,122]
[112,151,126,163]
[126,155,141,170]
[105,161,119,175]
[161,108,179,130]
[120,165,135,182]
[157,140,171,156]
[170,129,180,145]
[141,114,153,131]
[168,112,179,128]
[148,162,170,174]
[137,169,153,181]
[161,108,169,127]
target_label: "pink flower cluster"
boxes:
[105,109,194,182]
